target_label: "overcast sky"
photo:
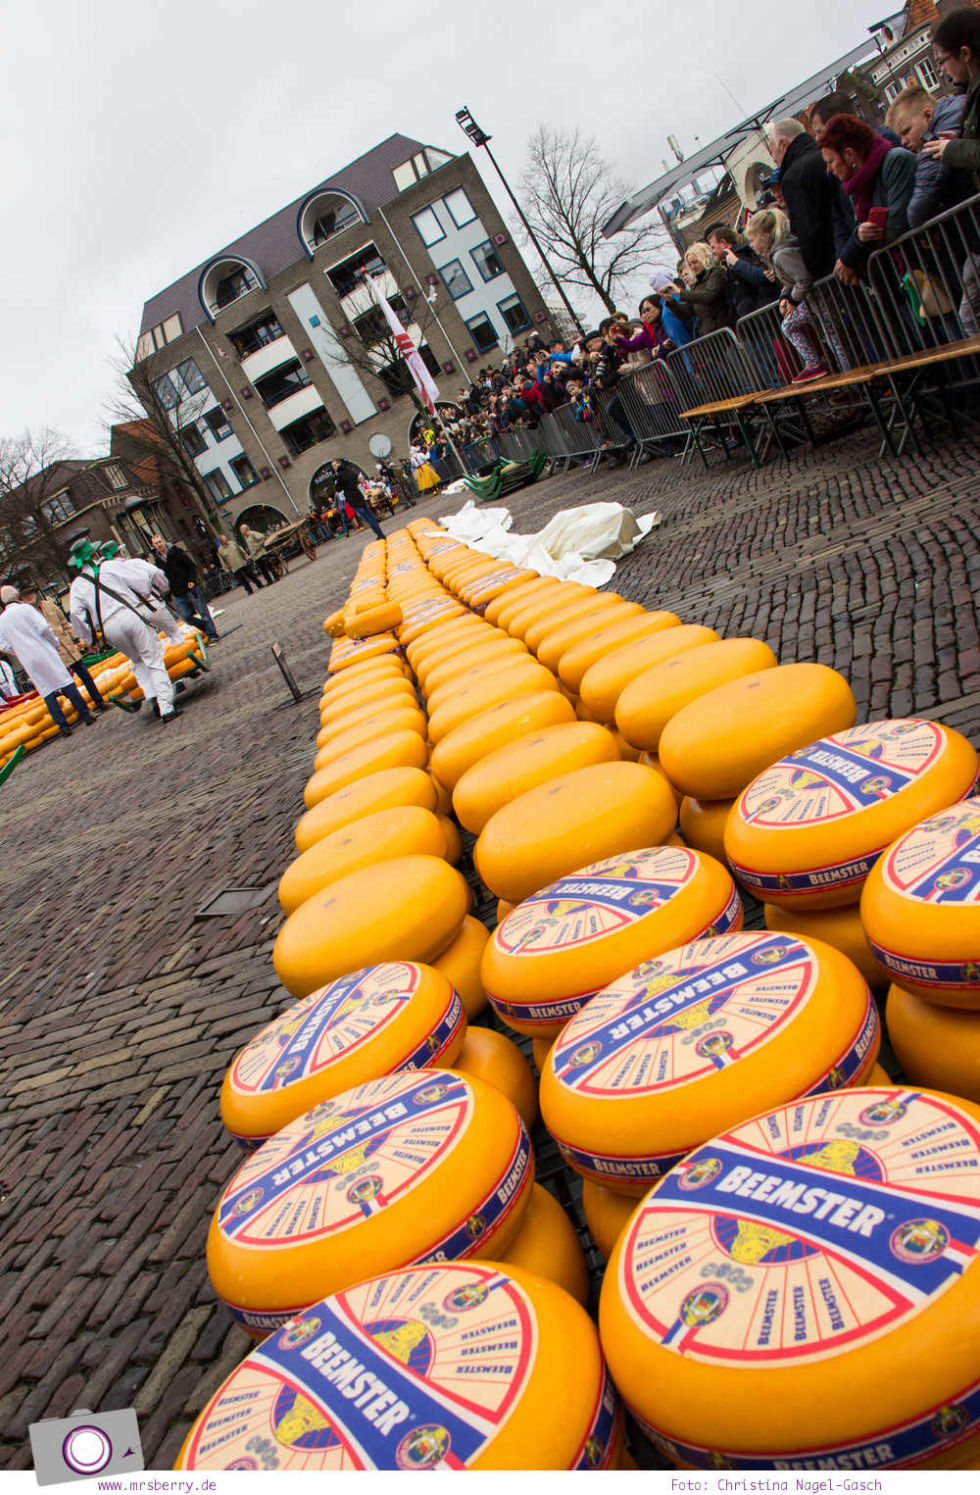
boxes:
[3,0,888,452]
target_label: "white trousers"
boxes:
[142,600,187,646]
[104,610,175,714]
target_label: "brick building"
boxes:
[131,134,551,530]
[867,1,978,104]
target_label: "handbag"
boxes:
[902,268,954,322]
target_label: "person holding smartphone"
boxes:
[819,114,917,280]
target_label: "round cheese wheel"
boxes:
[861,796,980,1007]
[328,635,400,673]
[346,602,403,639]
[885,984,980,1100]
[415,627,516,679]
[615,638,779,751]
[423,651,540,716]
[295,768,438,853]
[473,762,679,905]
[504,585,597,641]
[179,1259,621,1470]
[304,732,429,811]
[485,576,564,629]
[599,1086,980,1471]
[522,593,624,654]
[431,692,578,794]
[558,613,684,693]
[639,751,685,806]
[397,599,466,645]
[679,797,735,866]
[660,663,857,802]
[274,855,470,998]
[535,602,646,673]
[221,963,467,1145]
[313,708,427,770]
[279,807,448,915]
[323,608,346,638]
[579,626,721,723]
[501,1183,590,1306]
[208,1069,533,1335]
[542,931,880,1192]
[450,1025,538,1131]
[727,720,978,910]
[582,1179,637,1260]
[438,814,463,864]
[764,900,890,990]
[320,659,406,709]
[318,679,417,734]
[483,845,742,1037]
[406,619,489,669]
[612,730,639,762]
[465,566,539,610]
[425,662,559,745]
[531,1035,554,1075]
[428,772,452,814]
[431,914,490,1018]
[421,638,529,696]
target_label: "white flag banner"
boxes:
[366,274,440,415]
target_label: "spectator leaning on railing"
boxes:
[924,8,980,184]
[661,243,731,335]
[705,222,781,322]
[768,118,854,282]
[887,82,971,228]
[819,115,917,280]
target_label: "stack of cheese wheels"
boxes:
[220,963,467,1148]
[482,845,741,1038]
[450,1024,538,1131]
[582,1180,638,1260]
[540,930,880,1195]
[452,721,620,834]
[474,761,679,904]
[178,1261,623,1471]
[208,1067,533,1336]
[278,806,449,914]
[600,1086,980,1471]
[726,720,978,984]
[885,982,980,1101]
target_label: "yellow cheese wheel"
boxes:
[320,658,406,708]
[396,598,466,644]
[420,637,529,695]
[542,932,880,1192]
[500,1183,590,1306]
[313,708,427,770]
[426,661,559,744]
[599,1086,980,1470]
[438,813,463,864]
[279,807,449,914]
[535,601,646,673]
[294,767,438,852]
[430,691,578,794]
[431,914,490,1018]
[582,1179,637,1260]
[319,676,417,729]
[473,761,678,904]
[208,1068,533,1334]
[273,855,470,998]
[579,626,721,723]
[679,796,735,865]
[483,845,741,1039]
[523,593,624,654]
[886,983,980,1100]
[323,608,346,637]
[485,575,563,628]
[180,1259,621,1470]
[423,651,540,716]
[328,634,400,673]
[727,720,978,910]
[639,751,685,806]
[503,584,596,640]
[406,618,489,669]
[615,638,779,751]
[861,796,980,1007]
[428,772,452,814]
[612,730,640,762]
[531,1035,554,1074]
[498,898,516,922]
[346,601,403,639]
[221,962,467,1145]
[660,662,857,802]
[450,1025,538,1131]
[304,731,429,810]
[465,566,539,609]
[558,612,684,692]
[764,900,890,990]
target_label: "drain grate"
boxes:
[194,882,279,919]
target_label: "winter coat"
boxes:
[725,243,780,321]
[219,539,248,572]
[839,146,918,271]
[908,92,974,228]
[771,235,814,304]
[941,69,980,185]
[667,264,731,335]
[660,300,695,347]
[162,543,197,597]
[779,132,844,279]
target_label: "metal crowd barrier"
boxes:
[615,361,688,461]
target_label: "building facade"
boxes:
[867,2,966,105]
[132,135,552,530]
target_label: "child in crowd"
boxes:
[746,207,846,381]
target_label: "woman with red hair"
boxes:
[820,114,916,280]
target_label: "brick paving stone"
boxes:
[2,430,980,1469]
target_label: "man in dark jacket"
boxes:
[150,534,219,640]
[769,119,855,280]
[705,223,780,323]
[330,458,384,539]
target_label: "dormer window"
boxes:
[200,256,265,319]
[298,189,366,256]
[392,147,453,193]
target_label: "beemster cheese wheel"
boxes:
[313,708,427,770]
[450,1025,538,1131]
[208,1068,533,1335]
[599,1087,980,1471]
[431,914,490,1018]
[420,637,529,696]
[504,586,598,642]
[317,681,418,742]
[327,634,400,673]
[452,721,620,835]
[764,900,890,990]
[426,661,559,744]
[861,796,980,1007]
[886,983,980,1101]
[558,612,683,693]
[542,931,880,1192]
[431,692,577,794]
[178,1260,621,1470]
[304,731,428,810]
[485,576,564,629]
[615,638,778,751]
[273,855,469,998]
[423,651,542,717]
[726,719,978,909]
[473,762,679,905]
[659,662,857,801]
[678,796,735,866]
[279,807,448,915]
[483,845,742,1037]
[582,1179,637,1260]
[221,963,466,1146]
[294,767,438,853]
[523,593,624,655]
[579,626,720,723]
[500,1182,590,1306]
[396,598,466,644]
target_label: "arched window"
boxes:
[199,256,266,321]
[297,189,366,257]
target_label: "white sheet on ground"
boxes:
[434,501,660,584]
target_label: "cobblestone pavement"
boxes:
[1,429,979,1469]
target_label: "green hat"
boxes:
[68,535,97,570]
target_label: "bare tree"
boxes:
[0,428,77,585]
[519,127,669,314]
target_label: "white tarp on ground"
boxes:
[432,501,661,585]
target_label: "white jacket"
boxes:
[0,601,73,696]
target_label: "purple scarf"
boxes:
[843,134,893,222]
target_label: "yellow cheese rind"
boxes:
[500,1183,590,1306]
[304,730,429,809]
[453,721,620,834]
[764,900,890,990]
[582,1179,637,1260]
[886,984,980,1101]
[294,766,438,852]
[580,626,720,723]
[558,612,683,692]
[615,637,778,750]
[450,1025,538,1131]
[432,914,490,1017]
[278,806,448,914]
[679,796,736,866]
[431,691,577,793]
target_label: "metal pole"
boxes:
[376,206,472,382]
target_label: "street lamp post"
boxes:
[455,106,586,340]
